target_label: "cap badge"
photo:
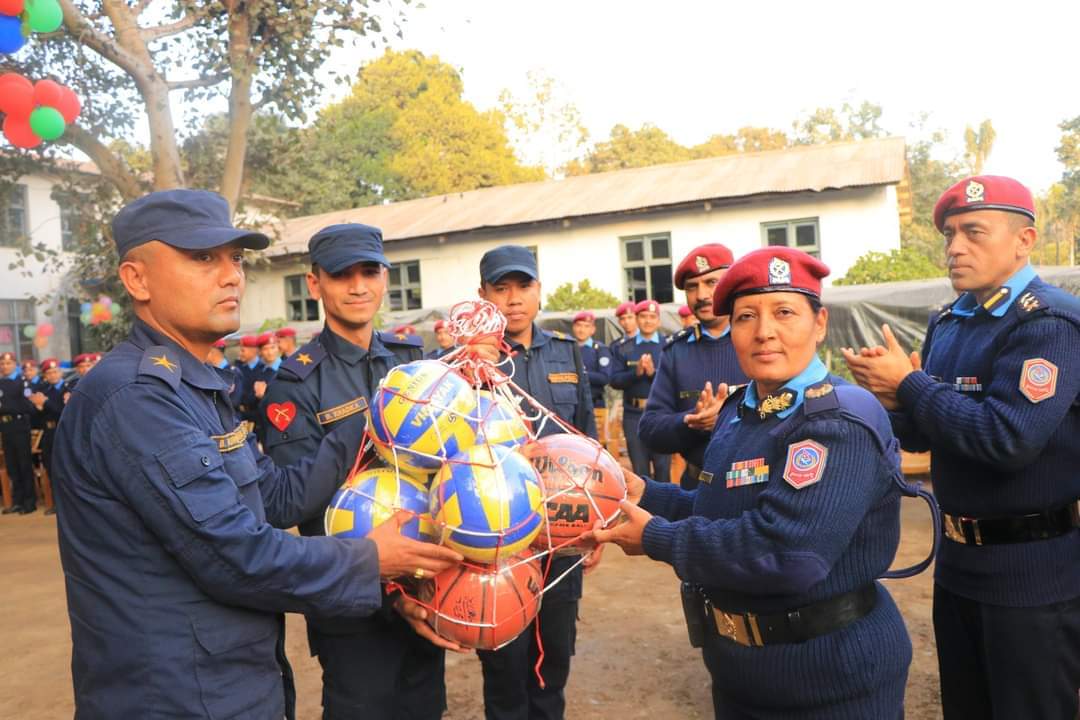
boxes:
[695,255,709,272]
[768,257,791,285]
[965,180,985,204]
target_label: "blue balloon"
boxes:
[0,15,25,55]
[80,302,91,313]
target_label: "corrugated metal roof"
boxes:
[268,136,906,256]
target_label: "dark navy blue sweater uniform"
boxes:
[641,357,911,719]
[610,331,670,483]
[478,324,595,720]
[639,324,747,489]
[52,318,382,720]
[0,370,36,512]
[577,337,612,409]
[260,326,434,720]
[425,346,454,361]
[889,265,1080,718]
[37,377,66,482]
[235,357,263,424]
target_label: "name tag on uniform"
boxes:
[953,376,982,392]
[547,372,578,384]
[725,458,769,488]
[211,424,248,453]
[678,389,701,399]
[317,396,369,425]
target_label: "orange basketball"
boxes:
[530,433,627,550]
[419,556,543,650]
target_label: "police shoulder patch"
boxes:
[549,330,573,342]
[137,345,181,390]
[280,341,326,380]
[1019,358,1058,403]
[783,439,828,489]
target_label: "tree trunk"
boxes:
[219,11,254,216]
[64,125,142,201]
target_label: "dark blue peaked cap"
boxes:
[112,189,269,257]
[480,245,538,284]
[309,223,389,273]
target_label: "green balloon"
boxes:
[27,0,63,34]
[29,106,65,141]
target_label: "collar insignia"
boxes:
[758,390,794,419]
[981,287,1010,312]
[151,354,177,373]
[965,180,985,203]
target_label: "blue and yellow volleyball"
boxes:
[429,445,545,563]
[324,467,434,541]
[471,390,531,450]
[368,360,478,475]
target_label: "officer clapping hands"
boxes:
[683,380,729,432]
[841,324,922,411]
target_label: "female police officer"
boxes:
[590,247,913,719]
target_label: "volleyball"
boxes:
[324,467,434,541]
[367,360,478,475]
[429,444,545,563]
[471,390,530,450]
[419,555,544,650]
[530,433,627,550]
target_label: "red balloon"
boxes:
[3,114,42,149]
[0,0,24,16]
[0,73,34,118]
[33,79,65,109]
[55,85,81,123]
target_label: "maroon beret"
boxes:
[712,247,830,316]
[21,358,37,367]
[634,299,659,315]
[674,244,735,290]
[275,327,296,338]
[0,351,15,362]
[73,353,93,365]
[933,175,1035,232]
[40,358,59,371]
[572,311,595,323]
[433,319,449,332]
[615,302,636,318]
[255,332,276,347]
[391,324,416,335]
[677,305,693,318]
[211,339,227,349]
[240,335,259,348]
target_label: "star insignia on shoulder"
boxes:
[151,354,177,373]
[296,352,313,365]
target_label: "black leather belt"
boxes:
[625,397,648,410]
[942,501,1080,546]
[704,585,877,647]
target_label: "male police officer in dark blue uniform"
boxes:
[610,300,670,482]
[844,175,1080,719]
[426,319,456,360]
[28,357,66,516]
[571,310,613,450]
[0,350,36,514]
[261,223,454,720]
[51,190,461,720]
[640,245,747,489]
[471,245,597,720]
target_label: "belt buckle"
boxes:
[710,605,762,647]
[943,514,982,546]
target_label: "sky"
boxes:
[321,0,1079,192]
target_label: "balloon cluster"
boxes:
[0,73,81,148]
[80,295,113,326]
[22,321,53,349]
[0,0,63,54]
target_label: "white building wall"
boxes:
[241,185,900,328]
[0,174,74,362]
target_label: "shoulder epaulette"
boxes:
[279,340,326,381]
[723,383,747,411]
[378,330,423,347]
[1014,287,1048,316]
[137,345,182,391]
[549,330,574,342]
[802,380,840,416]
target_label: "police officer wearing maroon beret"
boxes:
[610,299,670,482]
[594,247,922,718]
[28,358,65,515]
[0,350,36,514]
[275,326,298,360]
[426,319,455,360]
[844,175,1080,718]
[640,244,748,490]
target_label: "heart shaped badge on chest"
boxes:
[267,401,297,432]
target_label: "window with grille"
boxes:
[284,274,320,321]
[0,298,36,361]
[387,260,422,311]
[621,233,673,303]
[1,184,28,248]
[761,218,820,258]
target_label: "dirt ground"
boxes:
[0,494,941,719]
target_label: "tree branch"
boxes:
[132,0,154,16]
[56,0,143,76]
[62,125,143,202]
[167,73,228,91]
[140,10,205,42]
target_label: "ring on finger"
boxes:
[414,567,425,580]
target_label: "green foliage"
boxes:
[543,280,621,312]
[563,124,692,175]
[183,113,300,203]
[963,120,996,175]
[792,101,885,144]
[833,247,945,285]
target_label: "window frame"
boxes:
[284,273,320,322]
[386,259,423,312]
[0,298,37,361]
[620,232,674,303]
[760,217,821,257]
[1,183,29,248]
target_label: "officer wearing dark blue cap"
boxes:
[260,222,452,720]
[51,191,461,720]
[471,244,597,720]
